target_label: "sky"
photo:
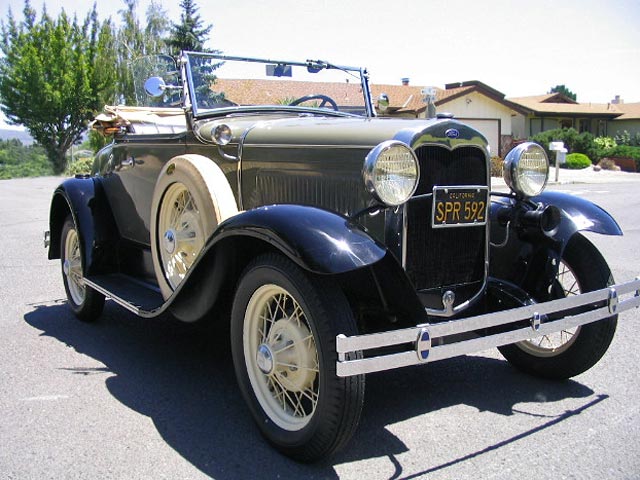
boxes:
[1,0,639,129]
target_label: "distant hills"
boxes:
[0,128,34,145]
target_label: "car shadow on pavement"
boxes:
[25,300,598,479]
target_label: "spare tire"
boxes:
[150,155,238,299]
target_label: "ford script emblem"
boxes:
[445,128,460,139]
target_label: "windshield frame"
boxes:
[181,51,374,119]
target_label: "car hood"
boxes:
[195,114,489,152]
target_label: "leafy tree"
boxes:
[115,0,171,105]
[0,1,116,173]
[549,84,577,101]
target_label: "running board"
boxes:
[84,274,167,318]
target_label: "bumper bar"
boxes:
[336,278,640,377]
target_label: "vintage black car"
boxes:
[45,52,640,461]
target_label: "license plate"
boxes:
[432,187,488,228]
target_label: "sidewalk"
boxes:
[492,166,640,190]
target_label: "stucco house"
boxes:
[208,77,639,157]
[507,92,625,138]
[371,80,526,156]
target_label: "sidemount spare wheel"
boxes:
[61,214,105,321]
[498,233,618,379]
[150,155,238,300]
[231,253,365,462]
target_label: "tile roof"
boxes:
[613,102,640,120]
[213,78,365,107]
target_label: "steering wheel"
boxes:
[289,94,339,111]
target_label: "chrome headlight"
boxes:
[503,142,549,197]
[363,141,419,206]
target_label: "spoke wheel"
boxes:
[231,254,364,462]
[517,260,581,356]
[157,182,205,290]
[498,233,617,379]
[244,285,319,431]
[60,215,104,322]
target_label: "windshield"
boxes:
[183,52,371,117]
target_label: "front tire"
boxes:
[231,254,364,462]
[61,214,105,322]
[498,233,617,379]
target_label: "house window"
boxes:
[579,119,591,133]
[560,119,573,129]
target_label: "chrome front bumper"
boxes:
[336,278,640,377]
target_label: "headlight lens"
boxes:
[363,141,419,206]
[503,142,549,197]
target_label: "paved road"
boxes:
[1,176,639,479]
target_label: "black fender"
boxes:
[169,204,389,322]
[531,190,622,239]
[214,204,387,274]
[48,176,118,275]
[489,190,621,299]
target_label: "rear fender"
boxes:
[48,177,118,275]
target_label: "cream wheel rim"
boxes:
[63,227,85,305]
[243,284,319,431]
[157,182,205,290]
[519,260,581,356]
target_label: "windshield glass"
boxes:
[184,52,370,117]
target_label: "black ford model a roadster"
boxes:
[45,52,639,461]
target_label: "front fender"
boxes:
[215,204,387,274]
[168,204,388,322]
[531,190,622,239]
[489,191,621,298]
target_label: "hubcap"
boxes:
[256,344,275,375]
[163,229,176,254]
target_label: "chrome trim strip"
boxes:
[336,278,640,377]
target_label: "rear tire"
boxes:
[498,233,617,379]
[61,215,105,322]
[231,253,364,462]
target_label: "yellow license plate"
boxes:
[432,187,488,228]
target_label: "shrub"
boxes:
[530,128,596,160]
[66,156,94,176]
[490,156,503,177]
[614,130,640,147]
[563,153,592,169]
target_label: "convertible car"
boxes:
[45,52,640,461]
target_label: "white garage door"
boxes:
[458,119,500,156]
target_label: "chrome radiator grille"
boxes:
[405,146,488,291]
